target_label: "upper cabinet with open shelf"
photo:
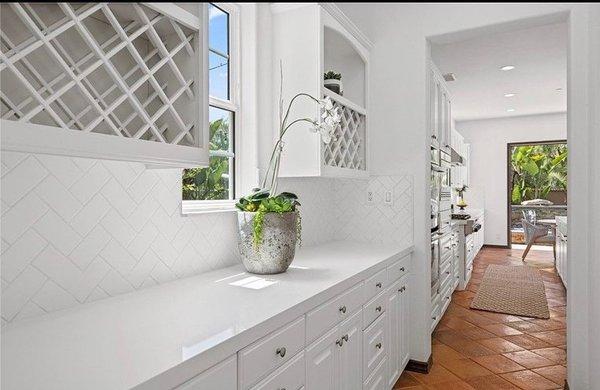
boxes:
[0,3,208,168]
[272,3,371,178]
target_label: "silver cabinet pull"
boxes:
[375,343,382,349]
[398,286,406,293]
[342,334,349,342]
[375,306,382,312]
[336,339,344,347]
[376,282,382,288]
[276,347,286,358]
[400,267,405,272]
[339,305,347,314]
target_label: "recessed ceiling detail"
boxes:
[432,22,567,121]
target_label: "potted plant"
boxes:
[236,70,341,274]
[324,70,343,95]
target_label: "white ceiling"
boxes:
[431,22,567,121]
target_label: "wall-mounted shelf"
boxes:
[272,3,371,179]
[0,2,208,168]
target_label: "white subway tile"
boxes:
[34,211,81,255]
[1,266,46,320]
[1,156,48,206]
[1,229,47,282]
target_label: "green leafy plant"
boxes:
[236,191,301,247]
[182,117,230,200]
[510,144,567,204]
[324,70,342,80]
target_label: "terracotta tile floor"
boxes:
[394,247,567,390]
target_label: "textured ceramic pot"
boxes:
[237,211,298,274]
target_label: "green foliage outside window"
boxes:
[182,117,232,200]
[510,143,567,204]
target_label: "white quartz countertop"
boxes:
[1,241,412,390]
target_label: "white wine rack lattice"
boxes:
[322,98,366,170]
[0,3,200,146]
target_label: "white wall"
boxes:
[336,4,597,387]
[456,113,567,246]
[0,149,413,324]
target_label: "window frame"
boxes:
[182,2,240,214]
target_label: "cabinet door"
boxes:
[175,355,236,390]
[429,69,438,145]
[386,282,401,388]
[399,278,410,368]
[306,327,338,390]
[338,310,363,390]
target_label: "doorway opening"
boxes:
[507,140,567,252]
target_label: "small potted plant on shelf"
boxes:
[324,70,343,95]
[236,68,341,275]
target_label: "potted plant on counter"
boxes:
[324,70,343,95]
[236,71,341,274]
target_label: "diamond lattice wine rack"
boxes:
[0,3,208,167]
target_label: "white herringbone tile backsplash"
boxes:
[1,152,411,324]
[335,175,413,247]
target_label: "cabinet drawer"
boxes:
[363,313,387,381]
[239,316,305,389]
[175,355,237,390]
[249,351,304,390]
[363,356,387,390]
[306,281,364,343]
[364,268,387,302]
[363,290,387,329]
[387,255,409,283]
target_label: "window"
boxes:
[182,3,238,209]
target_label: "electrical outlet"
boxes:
[384,190,393,205]
[367,191,374,203]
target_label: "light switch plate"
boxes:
[384,190,393,205]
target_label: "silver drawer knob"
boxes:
[342,334,349,342]
[375,306,382,312]
[376,282,382,288]
[276,347,286,358]
[400,267,405,272]
[336,338,344,347]
[375,343,382,349]
[339,305,347,314]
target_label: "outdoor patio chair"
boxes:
[521,218,556,261]
[522,209,537,223]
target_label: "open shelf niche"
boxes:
[272,3,371,179]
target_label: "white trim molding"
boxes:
[181,199,238,214]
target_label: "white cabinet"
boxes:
[272,4,371,178]
[175,355,237,390]
[249,352,305,390]
[338,310,363,390]
[386,281,400,388]
[429,61,451,155]
[238,316,306,389]
[0,3,210,168]
[386,276,410,388]
[306,310,362,390]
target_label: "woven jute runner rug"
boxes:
[470,264,550,319]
